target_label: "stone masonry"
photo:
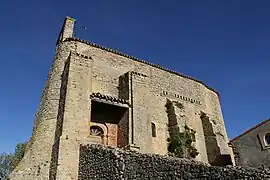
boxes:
[78,144,270,180]
[10,16,235,180]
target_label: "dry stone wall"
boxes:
[79,144,270,180]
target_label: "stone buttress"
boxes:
[10,17,76,180]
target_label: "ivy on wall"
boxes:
[167,125,199,159]
[165,99,199,159]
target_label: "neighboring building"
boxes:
[10,17,234,180]
[229,119,270,168]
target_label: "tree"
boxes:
[0,153,13,180]
[10,142,27,170]
[0,142,27,180]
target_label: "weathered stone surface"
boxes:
[78,144,270,180]
[10,16,237,180]
[10,41,76,180]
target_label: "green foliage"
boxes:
[11,142,27,170]
[167,125,199,159]
[0,142,27,180]
[0,153,13,180]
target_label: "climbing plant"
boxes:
[167,125,199,159]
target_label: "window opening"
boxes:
[265,133,270,145]
[151,122,157,137]
[90,126,104,136]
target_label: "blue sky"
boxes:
[0,0,269,153]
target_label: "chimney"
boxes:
[57,16,76,44]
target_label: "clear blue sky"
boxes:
[0,0,269,153]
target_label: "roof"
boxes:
[64,37,219,97]
[90,92,130,107]
[229,118,270,144]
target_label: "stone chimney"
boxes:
[57,16,76,44]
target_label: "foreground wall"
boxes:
[79,144,270,180]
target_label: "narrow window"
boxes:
[265,133,270,146]
[151,122,156,137]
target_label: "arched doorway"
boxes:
[90,99,129,147]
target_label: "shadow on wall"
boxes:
[200,112,232,166]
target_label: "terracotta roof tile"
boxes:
[90,92,130,106]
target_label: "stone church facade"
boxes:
[10,17,235,180]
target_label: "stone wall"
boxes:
[49,55,70,180]
[230,120,270,168]
[10,17,76,180]
[9,41,76,180]
[72,38,234,163]
[10,16,236,180]
[54,51,93,180]
[78,144,270,180]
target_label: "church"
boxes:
[10,16,235,180]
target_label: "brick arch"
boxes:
[90,126,104,136]
[90,122,108,136]
[89,122,108,145]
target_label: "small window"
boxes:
[151,123,156,137]
[90,126,104,136]
[265,133,270,146]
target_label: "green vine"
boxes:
[167,125,199,159]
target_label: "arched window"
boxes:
[265,133,270,145]
[90,126,104,136]
[151,122,156,137]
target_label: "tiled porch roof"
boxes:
[90,93,130,107]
